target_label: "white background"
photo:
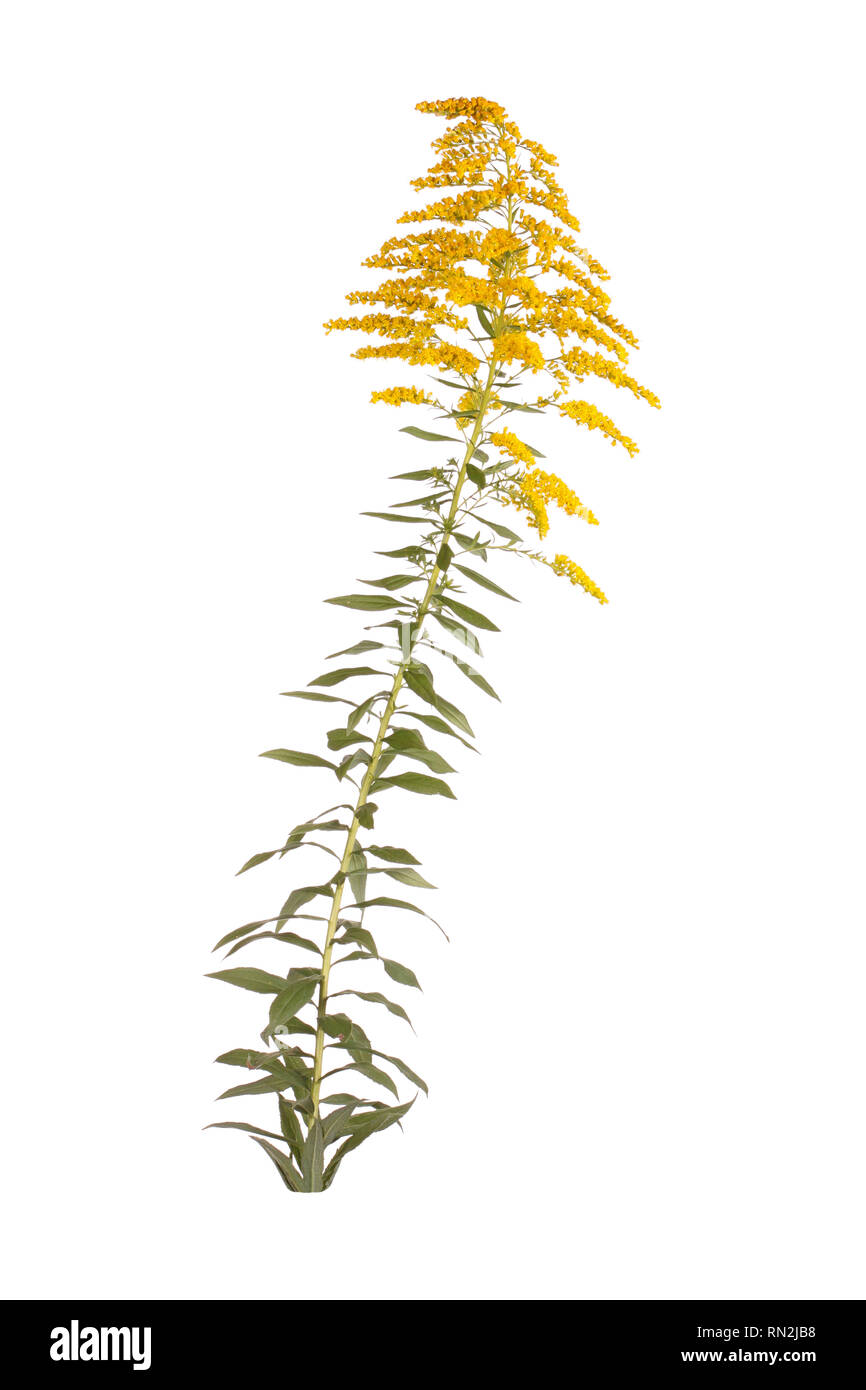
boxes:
[1,1,864,1300]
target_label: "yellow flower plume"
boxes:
[325,96,660,604]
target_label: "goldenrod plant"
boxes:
[207,97,659,1192]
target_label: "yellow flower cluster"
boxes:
[440,270,498,308]
[510,468,598,538]
[325,96,659,610]
[562,348,661,408]
[324,313,436,341]
[416,97,507,125]
[522,136,558,167]
[539,252,613,313]
[397,188,499,225]
[410,153,490,190]
[479,228,524,262]
[525,469,598,525]
[353,341,480,375]
[573,247,610,280]
[496,275,549,316]
[524,181,581,233]
[558,399,639,456]
[489,428,535,467]
[363,229,482,273]
[517,214,585,272]
[344,277,468,331]
[512,482,548,536]
[546,554,609,605]
[528,303,628,360]
[493,332,545,373]
[370,386,433,407]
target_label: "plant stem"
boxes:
[308,141,517,1122]
[308,352,501,1119]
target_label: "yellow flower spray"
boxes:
[207,96,659,1192]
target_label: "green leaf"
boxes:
[345,1098,415,1138]
[212,918,272,952]
[268,976,320,1034]
[399,426,460,443]
[443,651,500,701]
[430,610,483,655]
[309,666,383,687]
[346,847,367,905]
[277,884,331,922]
[204,1121,286,1142]
[365,844,421,865]
[250,1136,303,1193]
[452,532,488,555]
[473,303,494,335]
[403,666,475,737]
[438,595,499,631]
[301,1119,325,1192]
[206,967,288,995]
[453,563,518,601]
[348,896,445,936]
[260,749,336,770]
[326,639,385,658]
[377,1052,428,1095]
[383,866,436,890]
[336,747,370,781]
[479,516,522,543]
[356,802,377,829]
[324,594,406,611]
[336,923,378,955]
[362,511,432,525]
[272,1016,316,1037]
[383,957,422,990]
[373,772,456,799]
[229,930,320,958]
[280,690,351,705]
[332,989,414,1028]
[322,1102,367,1146]
[375,544,429,560]
[218,1072,297,1100]
[389,468,435,481]
[320,1012,356,1041]
[214,1048,284,1070]
[402,709,477,751]
[279,1095,304,1161]
[344,895,426,914]
[387,744,455,775]
[347,693,382,732]
[326,728,372,751]
[234,849,279,875]
[320,1093,377,1107]
[329,1043,428,1096]
[322,1100,415,1188]
[384,727,426,751]
[436,542,453,570]
[284,814,351,843]
[359,574,418,591]
[392,490,449,509]
[466,462,486,488]
[332,1060,399,1099]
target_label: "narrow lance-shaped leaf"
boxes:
[260,749,336,770]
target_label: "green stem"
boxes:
[309,140,516,1121]
[308,351,501,1119]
